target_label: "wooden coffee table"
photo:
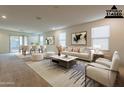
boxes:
[50,55,78,68]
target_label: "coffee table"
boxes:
[50,55,78,68]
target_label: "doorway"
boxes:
[10,36,23,53]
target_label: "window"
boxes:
[10,36,22,53]
[40,35,44,45]
[19,36,23,46]
[91,25,110,50]
[29,35,39,45]
[59,32,66,47]
[24,36,28,45]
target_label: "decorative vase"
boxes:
[65,55,68,58]
[58,52,61,56]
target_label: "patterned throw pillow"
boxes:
[73,47,80,52]
[68,47,73,52]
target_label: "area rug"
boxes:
[27,60,101,87]
[17,54,100,87]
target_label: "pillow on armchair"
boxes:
[96,58,112,68]
[102,50,113,60]
[95,51,120,71]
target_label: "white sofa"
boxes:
[62,46,93,61]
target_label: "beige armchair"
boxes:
[85,51,120,87]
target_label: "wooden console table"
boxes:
[92,53,104,62]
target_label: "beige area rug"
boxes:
[16,54,99,87]
[26,60,86,87]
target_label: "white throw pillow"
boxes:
[80,47,86,53]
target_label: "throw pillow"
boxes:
[73,47,80,52]
[68,47,73,52]
[80,47,86,53]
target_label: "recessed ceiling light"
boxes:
[51,27,56,30]
[36,16,42,20]
[1,15,7,19]
[53,6,59,8]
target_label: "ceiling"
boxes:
[0,5,124,33]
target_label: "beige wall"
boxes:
[0,29,30,53]
[43,19,124,65]
[0,19,123,65]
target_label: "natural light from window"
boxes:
[59,32,66,47]
[24,36,28,45]
[91,25,110,50]
[40,36,44,45]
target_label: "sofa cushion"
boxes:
[75,53,89,59]
[62,51,68,54]
[80,47,86,53]
[67,52,74,56]
[96,58,112,68]
[85,47,91,53]
[62,51,89,59]
[62,51,70,55]
[80,47,91,53]
[102,50,113,60]
[62,51,74,56]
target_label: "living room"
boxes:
[0,5,124,87]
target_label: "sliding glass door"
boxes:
[10,36,23,53]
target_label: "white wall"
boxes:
[0,31,9,53]
[43,19,124,65]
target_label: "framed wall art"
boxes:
[46,36,54,45]
[72,31,87,45]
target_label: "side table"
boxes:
[92,53,104,62]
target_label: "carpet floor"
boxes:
[0,53,51,87]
